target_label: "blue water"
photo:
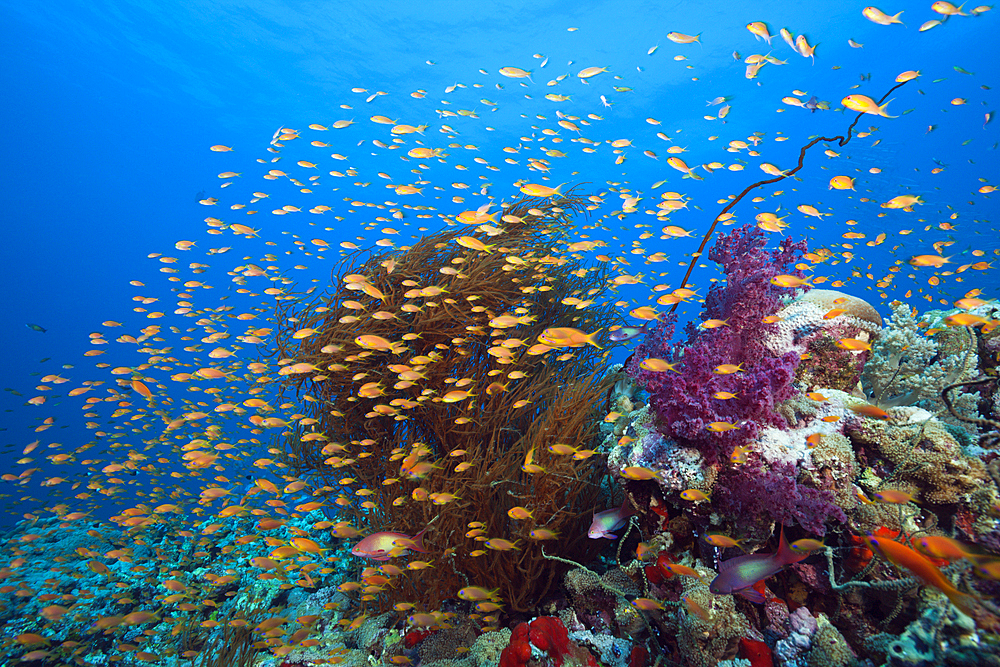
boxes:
[0,0,993,508]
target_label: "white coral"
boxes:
[862,302,978,433]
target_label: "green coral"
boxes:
[846,409,986,504]
[806,614,855,667]
[469,628,511,667]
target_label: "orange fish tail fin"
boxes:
[946,589,979,619]
[588,328,604,349]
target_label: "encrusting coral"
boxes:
[845,407,987,505]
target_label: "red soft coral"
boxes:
[502,618,592,667]
[499,623,532,667]
[529,617,569,665]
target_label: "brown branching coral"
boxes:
[270,192,619,614]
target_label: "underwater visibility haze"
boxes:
[2,1,1000,665]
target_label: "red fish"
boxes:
[351,528,428,561]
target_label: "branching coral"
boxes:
[862,302,978,425]
[270,193,618,614]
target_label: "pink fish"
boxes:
[588,500,634,539]
[709,527,809,602]
[351,528,428,561]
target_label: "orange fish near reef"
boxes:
[538,327,602,349]
[863,531,979,616]
[351,528,429,561]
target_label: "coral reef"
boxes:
[765,288,883,393]
[674,570,749,667]
[862,302,979,427]
[846,406,987,505]
[621,225,849,536]
[273,193,619,614]
[881,602,990,666]
[628,224,808,466]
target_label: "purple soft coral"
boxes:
[628,223,845,535]
[716,461,846,536]
[628,224,807,464]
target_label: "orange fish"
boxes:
[863,532,978,616]
[680,489,709,502]
[872,489,916,504]
[849,403,890,420]
[913,535,984,563]
[706,421,741,432]
[835,338,872,352]
[632,597,666,611]
[661,563,704,579]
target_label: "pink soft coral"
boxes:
[628,223,807,465]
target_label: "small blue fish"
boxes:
[26,323,47,333]
[609,321,651,342]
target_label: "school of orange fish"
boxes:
[3,3,998,663]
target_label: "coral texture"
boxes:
[845,408,987,504]
[861,302,978,425]
[624,224,846,534]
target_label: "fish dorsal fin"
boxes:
[777,525,810,566]
[717,552,753,573]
